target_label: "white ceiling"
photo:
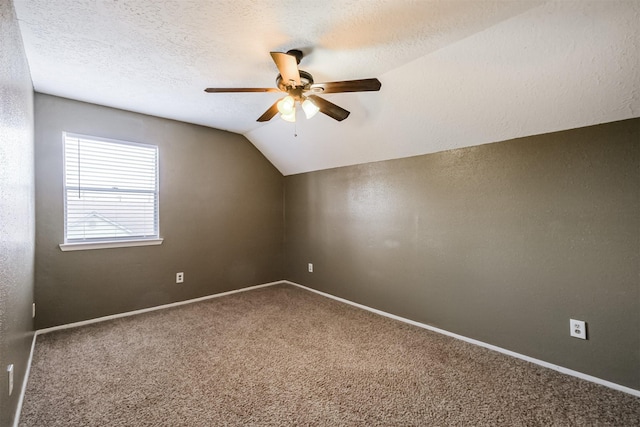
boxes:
[14,0,640,175]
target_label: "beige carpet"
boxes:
[20,284,640,426]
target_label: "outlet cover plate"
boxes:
[308,263,313,273]
[570,319,587,339]
[176,272,184,283]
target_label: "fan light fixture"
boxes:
[281,109,296,122]
[277,96,295,115]
[275,95,319,122]
[277,95,296,122]
[302,98,320,119]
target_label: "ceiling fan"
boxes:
[204,49,381,123]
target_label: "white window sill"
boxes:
[59,238,164,252]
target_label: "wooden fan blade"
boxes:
[257,99,282,122]
[307,95,350,121]
[270,52,301,86]
[309,78,381,94]
[205,88,280,93]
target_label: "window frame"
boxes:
[59,132,163,251]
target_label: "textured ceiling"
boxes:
[14,0,640,175]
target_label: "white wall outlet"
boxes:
[176,272,184,283]
[570,319,587,339]
[32,302,36,318]
[7,364,14,396]
[308,263,313,273]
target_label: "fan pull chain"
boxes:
[294,121,297,138]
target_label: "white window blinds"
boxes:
[63,133,159,243]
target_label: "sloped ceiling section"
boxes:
[14,0,640,175]
[247,0,640,174]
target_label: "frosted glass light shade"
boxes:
[277,96,295,115]
[280,108,296,122]
[302,98,320,119]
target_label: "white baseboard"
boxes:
[13,332,37,427]
[17,280,289,426]
[36,280,286,335]
[21,276,639,427]
[283,280,640,398]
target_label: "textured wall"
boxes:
[285,118,640,389]
[34,94,284,328]
[0,0,35,426]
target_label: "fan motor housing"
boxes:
[276,70,314,92]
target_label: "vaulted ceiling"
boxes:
[14,0,640,175]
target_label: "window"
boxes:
[60,133,162,251]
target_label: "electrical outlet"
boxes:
[176,272,184,283]
[7,365,13,396]
[570,319,587,339]
[308,263,313,273]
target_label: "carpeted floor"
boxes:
[20,284,640,426]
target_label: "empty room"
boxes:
[1,0,639,425]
